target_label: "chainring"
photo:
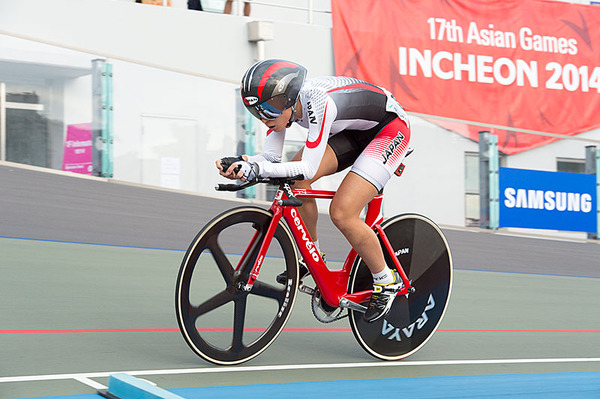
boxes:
[311,288,346,323]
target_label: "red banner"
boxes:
[332,0,600,154]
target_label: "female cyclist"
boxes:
[216,59,411,322]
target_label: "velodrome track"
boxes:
[1,162,599,398]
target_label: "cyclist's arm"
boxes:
[256,97,338,180]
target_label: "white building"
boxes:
[0,0,598,235]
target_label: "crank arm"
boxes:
[339,297,367,313]
[299,284,315,296]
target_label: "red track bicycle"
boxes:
[176,174,452,365]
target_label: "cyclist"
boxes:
[216,59,411,323]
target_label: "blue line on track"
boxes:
[17,371,600,399]
[0,235,185,252]
[2,236,599,279]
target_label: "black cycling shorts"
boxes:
[328,112,397,173]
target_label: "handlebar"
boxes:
[215,175,303,192]
[215,180,262,192]
[215,175,305,207]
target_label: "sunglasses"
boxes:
[246,95,287,120]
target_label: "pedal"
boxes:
[299,284,315,296]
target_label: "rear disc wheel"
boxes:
[348,214,452,360]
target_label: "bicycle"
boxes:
[175,163,453,365]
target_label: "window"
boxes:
[557,158,585,174]
[464,152,480,227]
[464,150,505,227]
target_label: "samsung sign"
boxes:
[499,167,597,233]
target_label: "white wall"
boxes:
[506,128,600,172]
[0,0,334,83]
[0,0,334,200]
[384,117,479,226]
[111,61,239,195]
[1,0,598,230]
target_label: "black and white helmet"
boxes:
[241,59,307,120]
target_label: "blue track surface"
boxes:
[20,372,600,399]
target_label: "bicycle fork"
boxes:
[375,224,414,296]
[364,194,414,296]
[236,208,283,292]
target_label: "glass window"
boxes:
[464,152,479,227]
[4,89,49,167]
[464,151,479,192]
[1,34,93,171]
[465,193,480,227]
[557,158,585,174]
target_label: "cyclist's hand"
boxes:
[235,161,260,182]
[217,156,247,179]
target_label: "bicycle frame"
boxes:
[239,183,413,309]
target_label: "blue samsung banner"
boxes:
[499,167,597,233]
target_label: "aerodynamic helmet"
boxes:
[240,59,307,120]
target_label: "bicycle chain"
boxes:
[311,288,347,323]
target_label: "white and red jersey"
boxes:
[248,76,410,182]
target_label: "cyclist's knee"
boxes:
[329,202,355,231]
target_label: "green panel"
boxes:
[488,135,499,230]
[101,62,114,178]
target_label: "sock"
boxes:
[314,240,320,252]
[372,268,394,285]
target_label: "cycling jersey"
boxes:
[247,76,411,190]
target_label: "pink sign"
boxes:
[62,123,92,175]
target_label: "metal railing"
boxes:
[147,0,332,25]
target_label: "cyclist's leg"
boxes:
[330,173,385,274]
[290,145,338,241]
[331,174,400,322]
[333,116,411,322]
[330,116,411,276]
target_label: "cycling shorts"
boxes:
[328,112,411,191]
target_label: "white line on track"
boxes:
[73,376,107,390]
[1,358,600,386]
